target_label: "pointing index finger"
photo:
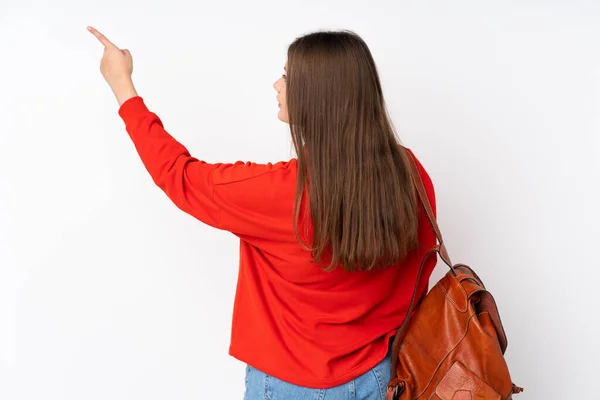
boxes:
[87,26,116,48]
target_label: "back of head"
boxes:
[286,30,419,272]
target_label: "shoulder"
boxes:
[210,158,298,186]
[403,146,436,212]
[403,147,434,186]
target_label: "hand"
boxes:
[88,26,138,106]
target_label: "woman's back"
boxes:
[217,150,438,388]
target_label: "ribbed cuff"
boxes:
[118,96,147,121]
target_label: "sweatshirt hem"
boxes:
[228,329,396,389]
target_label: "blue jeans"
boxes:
[243,344,393,400]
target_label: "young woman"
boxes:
[88,26,437,400]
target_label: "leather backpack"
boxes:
[385,152,524,399]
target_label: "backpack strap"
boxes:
[388,150,455,379]
[405,150,451,267]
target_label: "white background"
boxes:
[1,0,598,398]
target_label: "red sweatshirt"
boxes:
[118,96,437,388]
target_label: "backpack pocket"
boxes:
[435,361,502,400]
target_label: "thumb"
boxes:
[122,49,131,57]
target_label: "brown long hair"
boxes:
[287,30,420,272]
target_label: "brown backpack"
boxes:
[385,153,523,400]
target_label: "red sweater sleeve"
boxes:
[118,96,297,241]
